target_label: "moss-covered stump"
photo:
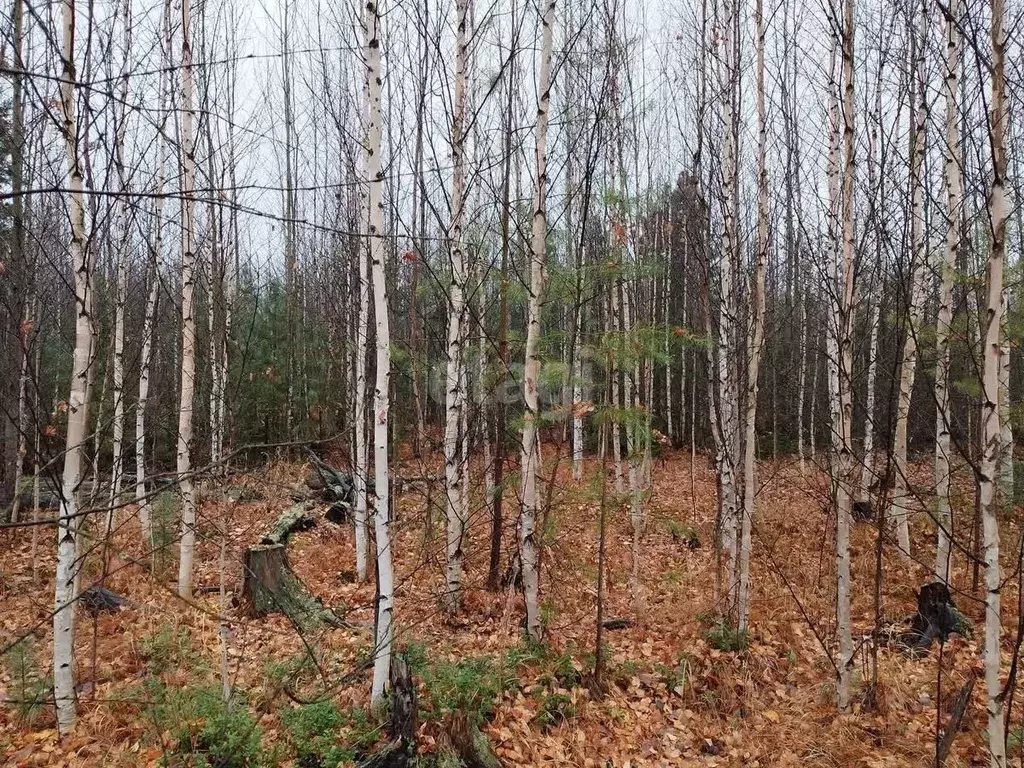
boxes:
[446,709,501,768]
[241,543,342,630]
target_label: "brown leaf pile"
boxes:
[0,453,1015,766]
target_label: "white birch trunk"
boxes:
[998,289,1013,502]
[136,251,159,544]
[860,301,880,501]
[738,0,767,632]
[176,0,199,598]
[981,2,1008,760]
[520,0,555,642]
[664,260,673,443]
[835,0,856,712]
[364,0,393,709]
[826,46,841,493]
[352,7,371,582]
[353,215,370,583]
[934,0,961,584]
[443,0,471,611]
[138,1,169,540]
[797,273,806,474]
[54,0,91,730]
[11,302,30,524]
[108,0,131,534]
[888,6,928,560]
[859,101,881,504]
[717,0,740,620]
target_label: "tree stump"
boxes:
[358,656,418,768]
[81,585,132,616]
[242,504,344,629]
[447,709,502,768]
[899,581,972,652]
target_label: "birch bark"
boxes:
[934,0,962,584]
[520,0,555,642]
[54,0,91,730]
[365,0,393,708]
[176,0,199,598]
[981,0,1007,760]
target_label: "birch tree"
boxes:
[54,0,92,732]
[176,0,200,598]
[108,0,133,535]
[934,0,961,584]
[365,0,394,709]
[980,0,1008,760]
[887,1,928,559]
[716,0,740,622]
[443,0,472,611]
[835,0,856,713]
[998,289,1013,502]
[738,0,768,632]
[137,0,172,544]
[521,0,556,642]
[352,3,371,583]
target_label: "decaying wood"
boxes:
[936,672,976,767]
[242,503,343,629]
[447,708,502,768]
[358,656,418,767]
[81,585,133,615]
[260,501,315,546]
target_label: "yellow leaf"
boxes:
[763,710,780,723]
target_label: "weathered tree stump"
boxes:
[358,656,418,768]
[447,709,501,768]
[81,585,132,616]
[899,581,971,652]
[242,503,343,629]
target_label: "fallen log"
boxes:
[260,501,315,546]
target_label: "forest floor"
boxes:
[0,451,1018,767]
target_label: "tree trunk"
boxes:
[998,289,1013,502]
[835,0,856,713]
[137,0,169,542]
[353,11,371,582]
[520,0,555,642]
[738,0,767,632]
[717,0,740,622]
[934,0,962,584]
[176,0,199,598]
[443,0,471,612]
[8,0,26,525]
[54,0,91,731]
[365,0,393,709]
[888,5,928,560]
[108,0,132,538]
[981,0,1008,762]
